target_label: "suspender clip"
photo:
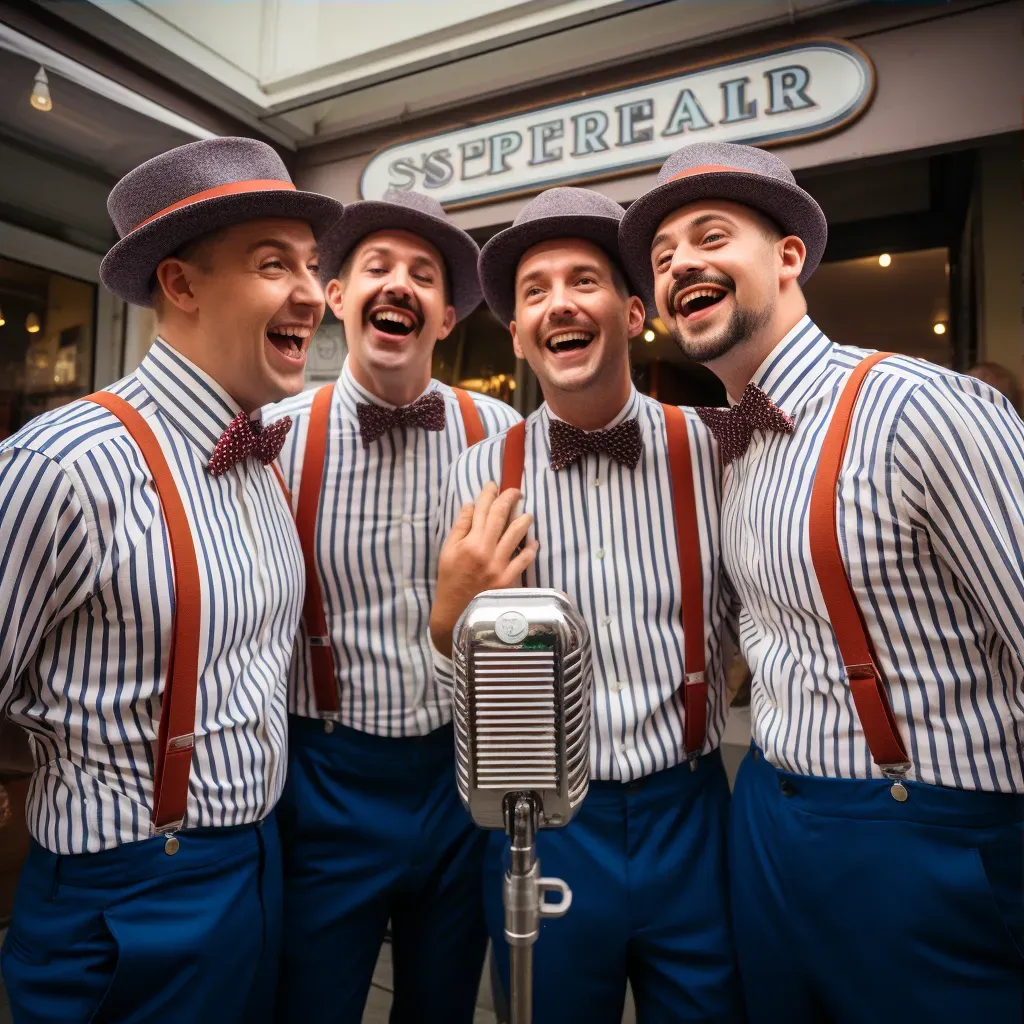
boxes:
[880,761,912,803]
[318,712,340,734]
[684,671,706,685]
[167,733,194,752]
[308,636,331,647]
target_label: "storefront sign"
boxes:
[361,40,873,208]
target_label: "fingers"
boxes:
[445,503,474,546]
[494,511,533,564]
[470,481,499,534]
[499,538,540,587]
[482,487,522,546]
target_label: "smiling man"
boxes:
[0,137,342,1023]
[268,189,520,1023]
[619,141,1024,1023]
[429,187,743,1023]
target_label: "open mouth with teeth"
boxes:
[266,324,311,361]
[369,307,419,338]
[676,286,729,320]
[545,329,595,354]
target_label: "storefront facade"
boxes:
[295,0,1023,412]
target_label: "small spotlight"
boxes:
[877,253,891,268]
[508,379,516,390]
[31,67,53,112]
[643,329,656,343]
[26,312,41,334]
[933,322,946,336]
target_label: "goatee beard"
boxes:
[668,302,774,365]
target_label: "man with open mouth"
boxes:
[428,187,743,1023]
[0,136,342,1022]
[268,189,521,1023]
[620,140,1024,1023]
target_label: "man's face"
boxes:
[650,200,785,364]
[326,229,456,382]
[164,218,324,409]
[511,238,644,395]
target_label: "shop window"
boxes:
[433,306,519,406]
[0,257,96,440]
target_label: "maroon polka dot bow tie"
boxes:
[548,416,644,472]
[356,391,447,448]
[695,384,794,465]
[207,412,292,477]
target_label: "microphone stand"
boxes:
[503,794,572,1024]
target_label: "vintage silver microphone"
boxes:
[452,588,592,1024]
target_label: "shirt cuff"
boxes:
[430,635,456,694]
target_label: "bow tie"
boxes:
[695,384,794,465]
[356,391,447,448]
[207,412,292,477]
[548,416,643,472]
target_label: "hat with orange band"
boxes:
[618,141,827,308]
[100,137,345,307]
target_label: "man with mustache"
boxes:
[429,187,743,1023]
[0,137,342,1022]
[619,141,1024,1023]
[269,190,521,1023]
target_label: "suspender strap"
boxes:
[296,384,340,716]
[85,392,200,833]
[500,420,527,493]
[662,404,707,759]
[808,352,911,775]
[453,387,486,447]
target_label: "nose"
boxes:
[669,244,707,281]
[383,264,414,303]
[292,263,324,311]
[548,281,579,317]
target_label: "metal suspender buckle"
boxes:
[880,761,913,802]
[318,711,340,734]
[684,671,706,685]
[308,636,331,647]
[168,733,194,752]
[684,672,705,771]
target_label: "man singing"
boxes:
[0,136,342,1022]
[620,140,1024,1023]
[269,190,520,1022]
[430,187,743,1023]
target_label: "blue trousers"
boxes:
[730,746,1024,1024]
[486,751,743,1023]
[1,815,281,1024]
[275,717,488,1023]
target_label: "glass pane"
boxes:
[0,257,96,439]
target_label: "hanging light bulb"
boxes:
[31,67,53,112]
[26,312,41,333]
[0,303,5,327]
[643,329,656,343]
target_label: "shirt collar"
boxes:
[135,339,246,458]
[335,356,438,420]
[750,316,834,415]
[541,386,642,431]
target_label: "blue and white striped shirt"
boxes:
[0,341,304,854]
[270,359,520,737]
[724,316,1024,792]
[432,387,730,781]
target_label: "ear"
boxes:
[324,278,345,320]
[778,235,806,285]
[626,295,647,339]
[154,258,200,316]
[436,303,458,342]
[510,320,526,361]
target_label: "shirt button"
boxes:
[618,741,631,755]
[594,479,601,488]
[596,549,605,559]
[613,680,626,693]
[601,615,612,627]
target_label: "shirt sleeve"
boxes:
[0,448,95,716]
[892,375,1024,659]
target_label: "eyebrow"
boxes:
[360,245,442,272]
[246,239,319,257]
[518,262,605,286]
[652,213,739,252]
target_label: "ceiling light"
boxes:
[643,329,656,343]
[878,253,891,268]
[30,67,52,112]
[933,322,946,336]
[26,312,41,333]
[0,304,5,327]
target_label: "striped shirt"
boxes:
[432,387,730,782]
[724,316,1024,792]
[0,341,304,855]
[270,359,520,737]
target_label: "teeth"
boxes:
[373,310,415,328]
[678,287,725,309]
[268,325,311,339]
[548,331,592,346]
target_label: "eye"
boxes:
[413,272,435,285]
[261,258,285,271]
[577,276,596,286]
[702,231,726,245]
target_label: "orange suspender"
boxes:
[85,392,201,834]
[297,385,489,716]
[499,409,708,759]
[808,352,911,777]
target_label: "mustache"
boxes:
[542,311,596,333]
[668,271,735,311]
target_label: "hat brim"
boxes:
[320,201,482,321]
[479,215,632,325]
[100,189,345,308]
[618,171,827,311]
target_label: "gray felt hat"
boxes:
[319,190,481,322]
[618,141,827,308]
[478,187,632,325]
[99,137,345,308]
